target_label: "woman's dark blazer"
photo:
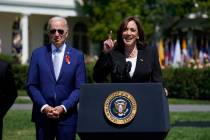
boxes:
[93,45,163,83]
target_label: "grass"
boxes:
[12,91,210,140]
[166,112,210,140]
[15,97,210,105]
[3,110,210,140]
[3,110,80,140]
[3,110,35,140]
[16,90,210,105]
[170,112,210,124]
[168,98,210,104]
[166,127,210,140]
[18,90,27,96]
[15,97,32,104]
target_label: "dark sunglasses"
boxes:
[49,29,64,35]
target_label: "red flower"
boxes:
[65,53,70,64]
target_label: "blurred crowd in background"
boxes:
[158,36,210,69]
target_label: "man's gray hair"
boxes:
[47,16,69,31]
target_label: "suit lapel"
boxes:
[57,45,72,81]
[45,44,57,81]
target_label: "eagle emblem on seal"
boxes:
[104,91,137,125]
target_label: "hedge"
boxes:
[163,68,210,100]
[1,54,209,99]
[11,63,210,100]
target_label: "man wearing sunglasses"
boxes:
[27,16,86,140]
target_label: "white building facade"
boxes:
[0,0,90,64]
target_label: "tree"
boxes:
[77,0,210,44]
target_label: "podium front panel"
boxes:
[77,83,170,133]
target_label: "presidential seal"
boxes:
[104,91,137,125]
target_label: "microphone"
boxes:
[125,61,132,73]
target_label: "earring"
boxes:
[137,36,139,39]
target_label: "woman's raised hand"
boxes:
[103,30,116,53]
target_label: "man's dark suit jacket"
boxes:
[0,60,17,118]
[0,60,17,140]
[93,45,163,83]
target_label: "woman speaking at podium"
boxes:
[93,16,163,84]
[91,17,168,140]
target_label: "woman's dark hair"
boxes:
[115,16,145,52]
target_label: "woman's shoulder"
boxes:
[142,45,157,51]
[141,45,158,55]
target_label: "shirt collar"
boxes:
[51,43,66,53]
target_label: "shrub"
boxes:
[0,54,16,64]
[163,67,210,100]
[1,54,210,100]
[12,64,28,90]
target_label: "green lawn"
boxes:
[168,98,210,104]
[3,110,35,140]
[18,90,28,96]
[166,127,210,140]
[17,90,210,105]
[3,110,210,140]
[3,110,80,140]
[166,112,210,140]
[15,97,32,104]
[15,97,210,104]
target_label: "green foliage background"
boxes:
[77,0,210,44]
[1,54,210,100]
